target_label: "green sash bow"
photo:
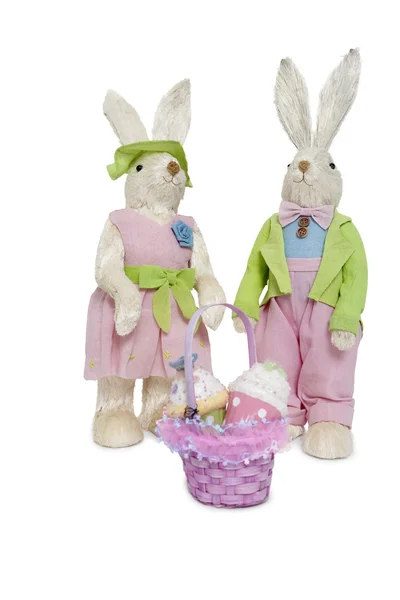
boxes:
[124,265,197,333]
[107,140,192,187]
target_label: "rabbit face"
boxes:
[282,147,342,208]
[103,79,192,217]
[125,152,186,212]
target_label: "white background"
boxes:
[1,1,399,599]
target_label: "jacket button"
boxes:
[296,227,308,239]
[298,217,311,228]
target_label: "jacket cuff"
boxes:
[329,315,360,336]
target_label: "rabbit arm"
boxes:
[233,219,271,323]
[329,222,367,339]
[190,223,226,330]
[95,218,142,336]
[95,218,126,293]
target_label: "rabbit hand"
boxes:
[331,330,356,351]
[114,282,142,336]
[197,276,226,331]
[233,314,257,333]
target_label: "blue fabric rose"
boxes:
[171,220,193,248]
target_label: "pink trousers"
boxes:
[255,258,361,428]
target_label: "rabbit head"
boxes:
[275,49,361,208]
[103,80,191,215]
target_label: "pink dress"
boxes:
[84,209,212,381]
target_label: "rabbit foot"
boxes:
[140,376,171,433]
[303,422,353,459]
[93,407,144,448]
[140,405,165,435]
[287,424,305,440]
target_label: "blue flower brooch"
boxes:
[171,220,193,248]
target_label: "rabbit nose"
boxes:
[167,161,180,175]
[298,160,310,173]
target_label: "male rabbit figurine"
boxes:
[85,80,225,448]
[233,50,367,459]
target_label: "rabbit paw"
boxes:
[201,304,225,331]
[197,277,226,330]
[233,314,256,333]
[114,284,142,336]
[331,330,356,351]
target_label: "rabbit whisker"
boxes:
[293,175,313,187]
[163,176,181,187]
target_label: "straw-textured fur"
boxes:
[95,219,142,336]
[152,80,191,144]
[275,58,312,149]
[330,329,357,352]
[314,49,361,150]
[287,424,305,440]
[94,377,143,448]
[282,146,343,209]
[92,80,225,448]
[103,90,148,145]
[233,315,256,333]
[303,422,353,459]
[192,223,226,330]
[140,376,172,432]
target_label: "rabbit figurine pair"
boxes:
[85,49,367,460]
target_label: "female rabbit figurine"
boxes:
[233,50,367,459]
[85,80,225,448]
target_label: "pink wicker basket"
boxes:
[183,454,274,508]
[156,303,288,509]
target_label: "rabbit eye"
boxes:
[136,165,143,172]
[329,163,336,169]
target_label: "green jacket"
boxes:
[234,211,367,335]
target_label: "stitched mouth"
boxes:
[293,175,313,187]
[163,176,181,187]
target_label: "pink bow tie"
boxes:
[278,201,334,230]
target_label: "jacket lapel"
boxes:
[260,214,292,294]
[309,211,354,299]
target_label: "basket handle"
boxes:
[184,303,257,410]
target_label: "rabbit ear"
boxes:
[103,90,148,145]
[152,79,191,143]
[314,49,361,149]
[275,58,312,149]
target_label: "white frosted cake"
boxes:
[166,354,228,423]
[224,362,290,424]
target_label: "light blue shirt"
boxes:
[283,217,328,258]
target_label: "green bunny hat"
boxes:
[107,140,192,187]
